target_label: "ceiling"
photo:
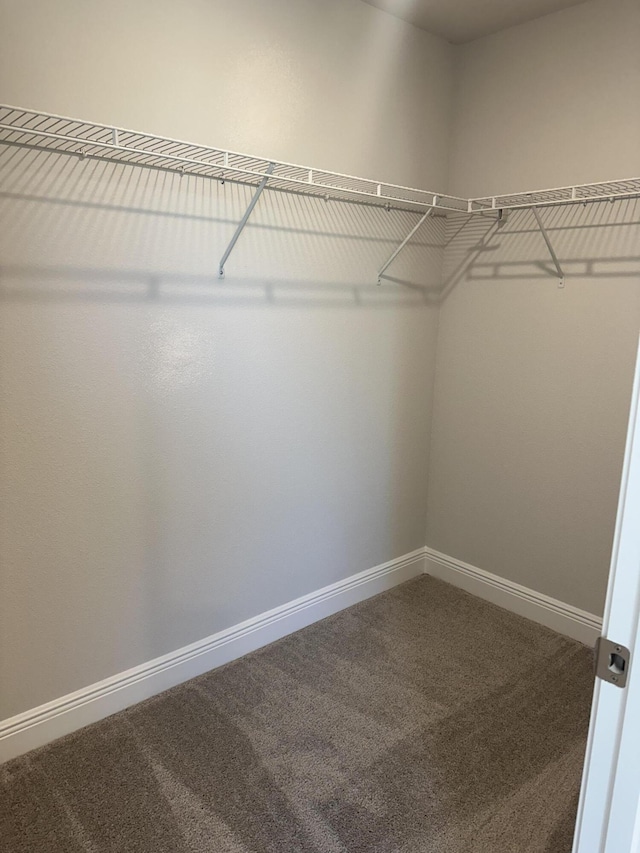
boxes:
[360,0,588,44]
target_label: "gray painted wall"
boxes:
[427,0,640,615]
[0,0,452,718]
[427,206,640,615]
[448,0,640,197]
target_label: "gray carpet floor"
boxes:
[0,576,594,852]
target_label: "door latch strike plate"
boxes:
[595,637,631,688]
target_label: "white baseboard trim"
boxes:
[2,546,597,764]
[0,548,425,765]
[424,547,602,646]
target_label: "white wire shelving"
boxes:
[0,105,468,216]
[1,105,639,283]
[469,178,640,212]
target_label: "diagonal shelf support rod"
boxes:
[377,210,433,284]
[219,162,276,279]
[531,207,565,288]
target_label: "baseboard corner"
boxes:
[423,546,602,646]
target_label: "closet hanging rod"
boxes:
[0,105,469,215]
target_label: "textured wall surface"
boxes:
[427,203,640,615]
[426,0,640,616]
[0,0,453,191]
[448,0,640,197]
[0,0,451,718]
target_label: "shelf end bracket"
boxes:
[218,162,276,279]
[377,209,433,285]
[531,207,565,288]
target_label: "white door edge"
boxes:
[573,334,640,853]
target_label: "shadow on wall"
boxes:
[0,146,443,717]
[441,198,640,301]
[0,145,445,306]
[3,149,638,307]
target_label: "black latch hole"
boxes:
[609,653,626,675]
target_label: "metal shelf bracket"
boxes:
[377,210,433,284]
[531,207,566,288]
[218,162,275,279]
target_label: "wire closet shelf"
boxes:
[2,106,639,216]
[469,180,640,212]
[0,105,470,215]
[2,104,639,285]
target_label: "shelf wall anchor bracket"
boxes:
[218,162,276,279]
[531,207,565,288]
[377,209,433,285]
